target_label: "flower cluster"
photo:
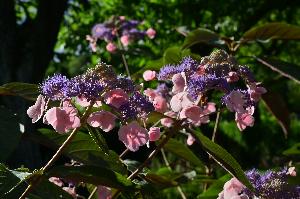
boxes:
[143,50,266,137]
[218,167,300,199]
[86,16,156,53]
[27,62,157,152]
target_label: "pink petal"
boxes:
[146,28,156,39]
[171,73,185,94]
[235,113,254,131]
[161,118,174,127]
[87,111,116,132]
[44,107,81,134]
[118,121,149,151]
[225,91,246,113]
[170,92,185,112]
[76,96,91,107]
[106,42,117,53]
[120,35,131,46]
[98,186,112,199]
[143,70,156,81]
[104,89,129,108]
[143,88,158,101]
[226,71,239,82]
[288,167,297,177]
[170,92,195,113]
[186,134,195,146]
[27,95,46,123]
[148,127,160,141]
[153,96,168,113]
[49,177,63,187]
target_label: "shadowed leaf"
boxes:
[255,57,300,84]
[190,130,254,191]
[48,165,135,190]
[241,23,300,42]
[262,90,290,137]
[0,82,39,100]
[182,28,224,49]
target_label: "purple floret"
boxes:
[244,168,300,199]
[39,74,70,100]
[130,92,154,114]
[187,74,230,100]
[157,64,178,80]
[67,74,104,100]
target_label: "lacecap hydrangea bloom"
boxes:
[218,167,300,199]
[143,50,266,143]
[87,16,156,53]
[27,62,155,151]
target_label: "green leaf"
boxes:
[0,107,22,162]
[146,111,165,124]
[197,174,231,199]
[0,82,39,100]
[163,138,204,168]
[190,130,254,191]
[283,143,300,156]
[144,173,178,188]
[255,57,300,84]
[182,28,224,49]
[241,23,300,42]
[0,164,72,199]
[163,46,201,65]
[261,90,290,137]
[87,126,110,154]
[163,47,182,64]
[48,165,135,190]
[37,128,126,174]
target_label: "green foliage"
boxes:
[0,164,72,199]
[190,130,254,191]
[0,107,22,162]
[163,138,204,168]
[182,28,224,49]
[37,129,126,174]
[241,23,300,42]
[48,165,135,190]
[0,82,39,101]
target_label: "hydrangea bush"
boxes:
[1,17,299,199]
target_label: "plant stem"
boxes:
[88,186,98,199]
[161,149,187,199]
[119,148,129,159]
[116,36,131,79]
[128,125,180,179]
[204,109,221,191]
[19,105,93,199]
[212,110,221,142]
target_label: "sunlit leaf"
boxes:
[163,138,204,168]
